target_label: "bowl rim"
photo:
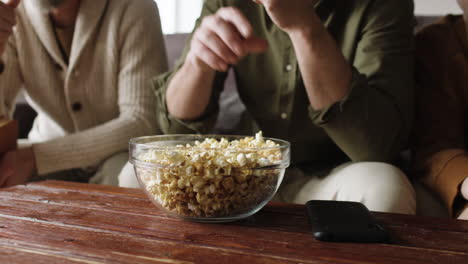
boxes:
[129,134,291,170]
[131,157,290,170]
[129,134,291,151]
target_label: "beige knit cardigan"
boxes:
[0,0,167,175]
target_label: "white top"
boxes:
[0,0,168,175]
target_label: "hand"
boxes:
[458,0,468,12]
[187,7,268,72]
[256,0,320,34]
[0,147,36,188]
[0,0,20,56]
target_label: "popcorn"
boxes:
[258,158,270,167]
[136,132,284,218]
[236,153,247,167]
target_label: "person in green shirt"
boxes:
[151,0,416,214]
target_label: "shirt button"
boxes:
[72,102,82,112]
[285,64,293,72]
[281,113,288,120]
[74,70,80,77]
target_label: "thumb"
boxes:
[5,0,20,8]
[244,37,268,53]
[0,163,14,187]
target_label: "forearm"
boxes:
[289,17,352,110]
[32,112,155,175]
[166,55,217,121]
[310,74,408,162]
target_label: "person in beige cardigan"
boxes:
[0,0,167,186]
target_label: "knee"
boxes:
[91,152,129,186]
[100,152,129,172]
[335,162,416,214]
[118,162,139,188]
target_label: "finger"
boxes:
[0,22,13,33]
[217,7,253,39]
[244,37,269,53]
[0,30,12,42]
[191,40,229,72]
[0,165,13,187]
[203,15,245,57]
[0,28,12,37]
[0,4,16,25]
[3,169,22,187]
[0,31,11,47]
[5,0,20,9]
[195,28,238,64]
[0,16,14,29]
[0,15,16,27]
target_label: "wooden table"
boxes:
[0,181,466,264]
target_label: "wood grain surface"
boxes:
[0,181,466,264]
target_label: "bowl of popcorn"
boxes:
[130,132,290,223]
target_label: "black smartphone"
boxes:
[305,200,390,243]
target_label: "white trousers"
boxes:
[119,161,416,215]
[89,152,129,186]
[275,162,416,215]
[118,161,139,188]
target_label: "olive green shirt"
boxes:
[154,0,414,168]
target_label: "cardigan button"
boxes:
[72,102,82,112]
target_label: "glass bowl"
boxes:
[130,134,290,223]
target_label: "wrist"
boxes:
[287,20,327,45]
[285,11,322,37]
[185,52,216,75]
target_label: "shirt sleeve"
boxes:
[0,36,23,118]
[153,0,228,135]
[308,0,415,162]
[412,21,468,217]
[32,0,168,175]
